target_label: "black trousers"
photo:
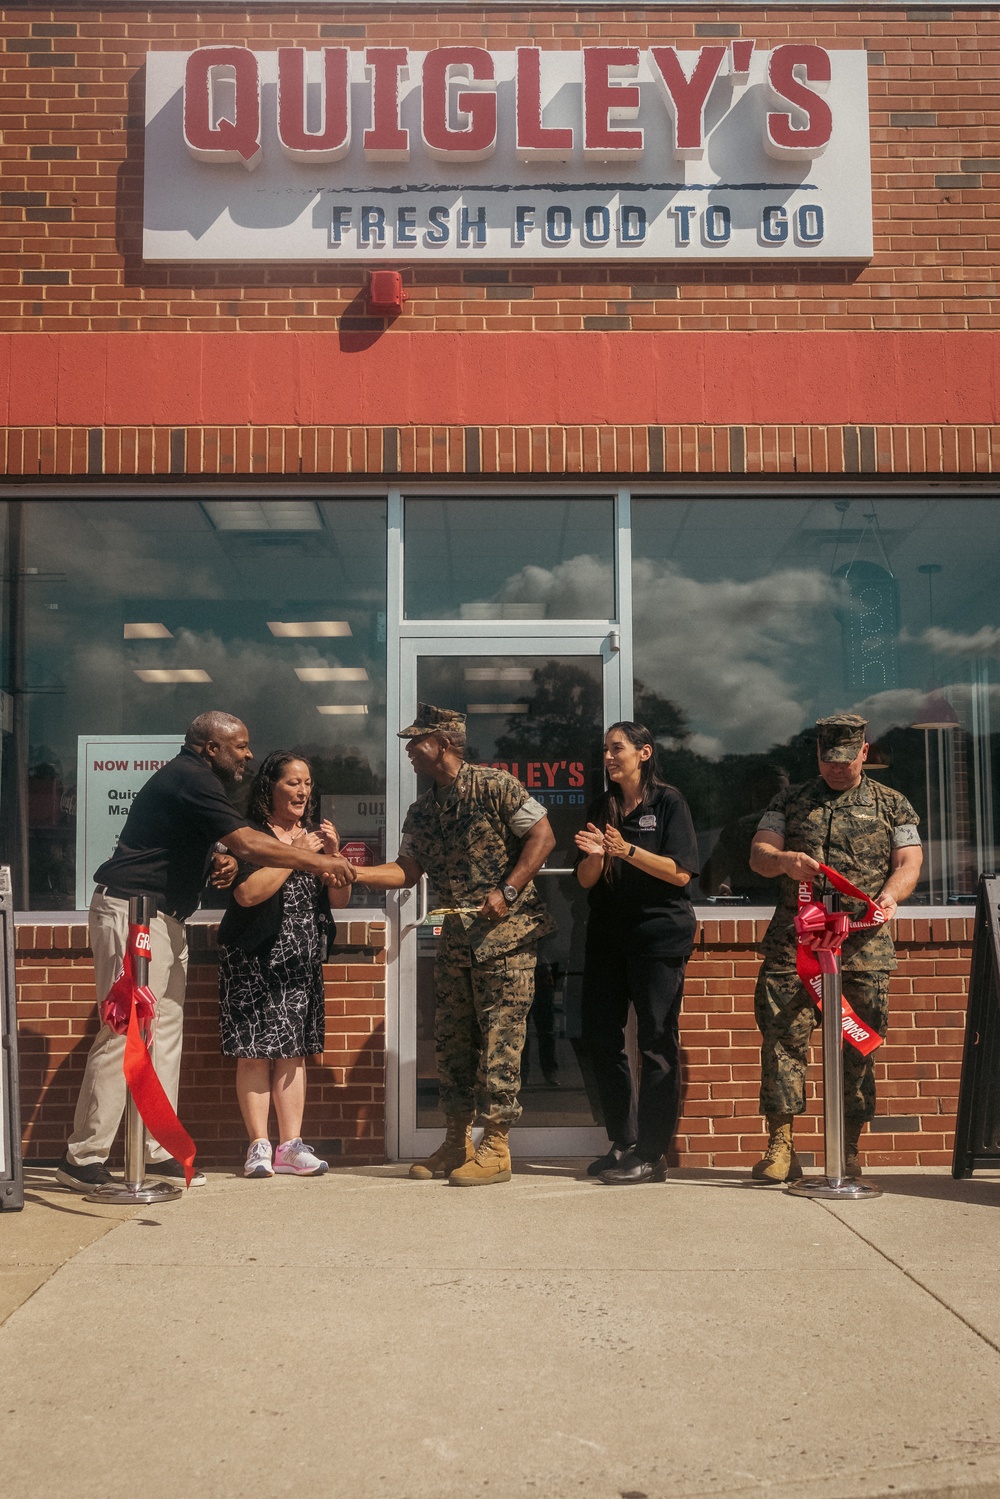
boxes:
[581,939,687,1161]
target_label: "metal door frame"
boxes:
[384,489,635,1160]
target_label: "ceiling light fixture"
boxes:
[202,501,323,531]
[268,621,352,638]
[294,667,369,682]
[466,703,530,715]
[124,623,174,639]
[316,704,369,715]
[463,667,534,683]
[133,669,212,684]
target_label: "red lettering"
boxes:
[363,48,410,161]
[765,45,833,159]
[422,47,497,161]
[542,762,559,787]
[568,762,585,788]
[183,47,262,169]
[730,40,755,76]
[277,47,350,162]
[649,46,726,159]
[527,762,541,788]
[583,48,642,160]
[515,47,573,161]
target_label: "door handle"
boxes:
[535,867,576,876]
[416,872,429,923]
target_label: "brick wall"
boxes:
[1,6,998,477]
[16,919,387,1169]
[2,6,997,335]
[677,914,970,1169]
[15,914,970,1171]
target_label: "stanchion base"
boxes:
[787,1176,882,1201]
[84,1179,183,1206]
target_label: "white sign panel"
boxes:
[75,736,183,911]
[143,43,872,262]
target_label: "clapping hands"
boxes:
[574,822,630,860]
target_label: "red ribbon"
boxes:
[101,922,198,1188]
[794,863,887,1057]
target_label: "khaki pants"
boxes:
[66,889,189,1167]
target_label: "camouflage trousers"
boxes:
[434,950,536,1125]
[754,964,890,1123]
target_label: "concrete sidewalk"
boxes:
[3,1162,1000,1499]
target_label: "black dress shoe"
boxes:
[586,1143,636,1178]
[599,1149,668,1185]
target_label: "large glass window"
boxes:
[0,498,387,910]
[631,497,1000,905]
[404,497,615,620]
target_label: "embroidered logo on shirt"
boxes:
[639,814,657,829]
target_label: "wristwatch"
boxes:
[501,883,519,905]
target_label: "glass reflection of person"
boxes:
[574,722,699,1185]
[699,765,790,900]
[218,754,352,1180]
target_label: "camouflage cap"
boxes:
[816,712,868,762]
[397,702,467,739]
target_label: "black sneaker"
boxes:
[55,1157,116,1193]
[586,1143,635,1178]
[146,1159,207,1187]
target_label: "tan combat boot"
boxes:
[844,1120,864,1179]
[449,1122,511,1186]
[408,1115,474,1179]
[751,1114,804,1183]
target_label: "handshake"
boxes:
[322,856,357,890]
[287,821,359,890]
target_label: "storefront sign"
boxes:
[75,735,183,910]
[144,44,872,261]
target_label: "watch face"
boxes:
[502,884,518,903]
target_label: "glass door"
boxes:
[395,633,622,1159]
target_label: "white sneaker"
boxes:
[274,1138,329,1176]
[244,1139,274,1179]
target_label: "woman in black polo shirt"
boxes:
[575,721,699,1184]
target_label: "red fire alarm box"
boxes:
[366,270,407,314]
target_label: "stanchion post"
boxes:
[85,895,182,1205]
[788,890,882,1202]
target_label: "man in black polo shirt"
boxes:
[56,711,355,1192]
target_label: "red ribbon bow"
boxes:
[794,863,888,1057]
[100,922,198,1188]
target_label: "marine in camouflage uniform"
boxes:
[356,703,556,1185]
[750,714,922,1180]
[397,758,556,1126]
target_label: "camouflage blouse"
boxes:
[757,774,920,971]
[398,762,556,963]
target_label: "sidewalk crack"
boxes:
[819,1202,1000,1358]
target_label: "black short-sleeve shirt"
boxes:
[582,784,700,958]
[93,746,248,920]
